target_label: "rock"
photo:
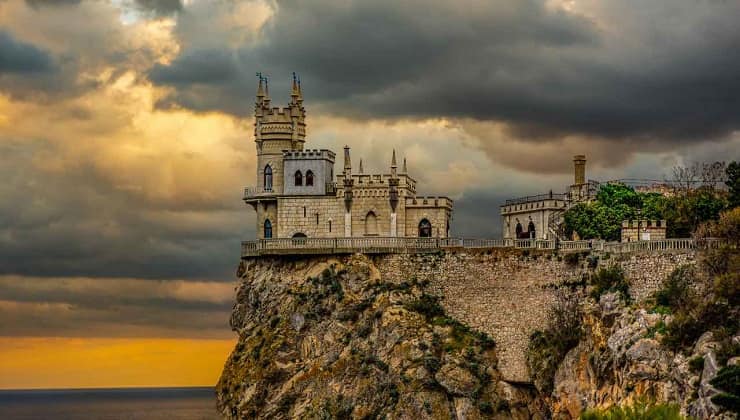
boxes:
[291,312,305,332]
[694,331,719,355]
[435,363,479,397]
[727,356,740,367]
[453,397,480,420]
[599,292,623,318]
[625,338,662,362]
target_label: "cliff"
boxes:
[216,254,546,419]
[217,247,738,419]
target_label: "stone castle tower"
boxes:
[244,74,453,240]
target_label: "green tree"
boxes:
[727,161,740,208]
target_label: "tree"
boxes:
[727,161,740,208]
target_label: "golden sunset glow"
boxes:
[0,337,235,390]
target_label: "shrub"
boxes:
[710,366,740,414]
[580,400,687,420]
[527,291,583,394]
[688,356,704,373]
[590,266,629,301]
[404,294,445,319]
[715,272,740,306]
[655,265,696,309]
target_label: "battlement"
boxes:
[405,196,453,209]
[283,149,335,161]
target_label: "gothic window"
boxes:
[365,211,378,236]
[528,221,536,239]
[264,219,272,238]
[515,222,523,238]
[305,170,314,186]
[418,218,432,237]
[264,165,273,191]
[294,170,303,186]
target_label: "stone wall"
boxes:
[371,248,695,383]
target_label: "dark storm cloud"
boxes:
[0,31,53,73]
[135,0,183,15]
[150,0,740,143]
[0,138,250,280]
[24,0,81,8]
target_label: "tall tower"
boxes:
[254,73,307,195]
[573,155,586,185]
[388,150,399,236]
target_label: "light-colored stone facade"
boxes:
[621,219,667,242]
[244,76,453,239]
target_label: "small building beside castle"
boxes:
[620,219,667,242]
[500,155,599,241]
[243,75,453,239]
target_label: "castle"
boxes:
[243,75,453,239]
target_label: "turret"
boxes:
[342,146,354,237]
[389,149,399,213]
[573,155,586,185]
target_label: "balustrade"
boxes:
[241,237,722,257]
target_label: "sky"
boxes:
[0,0,738,389]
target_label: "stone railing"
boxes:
[241,237,728,257]
[243,187,274,199]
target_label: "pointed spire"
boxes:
[391,149,397,168]
[359,159,364,174]
[291,72,300,99]
[343,145,352,175]
[256,72,265,99]
[402,157,407,173]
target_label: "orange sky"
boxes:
[0,337,235,390]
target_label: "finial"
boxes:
[256,72,265,98]
[402,157,407,173]
[391,149,397,168]
[291,72,299,96]
[359,159,363,173]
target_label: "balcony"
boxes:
[243,187,275,200]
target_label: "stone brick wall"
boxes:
[371,248,696,383]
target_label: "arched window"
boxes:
[364,211,378,236]
[305,170,314,186]
[292,232,307,238]
[294,170,303,186]
[418,219,432,237]
[263,219,272,239]
[528,221,536,239]
[515,223,523,238]
[263,165,273,191]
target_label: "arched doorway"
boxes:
[291,232,307,245]
[264,165,273,191]
[364,211,378,236]
[418,219,432,237]
[528,221,536,239]
[515,222,523,238]
[263,219,272,238]
[294,170,303,186]
[292,232,307,238]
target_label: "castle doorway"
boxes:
[528,221,536,239]
[515,222,523,238]
[364,211,378,236]
[418,219,432,237]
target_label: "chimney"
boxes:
[573,155,586,185]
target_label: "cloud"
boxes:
[0,276,235,338]
[24,0,81,8]
[148,0,740,153]
[0,31,53,74]
[134,0,183,16]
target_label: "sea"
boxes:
[0,387,220,419]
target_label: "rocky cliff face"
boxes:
[549,292,737,419]
[216,254,546,419]
[217,251,737,419]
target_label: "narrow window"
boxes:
[263,165,273,191]
[263,219,272,239]
[303,206,306,217]
[305,170,314,186]
[316,213,319,225]
[294,170,303,186]
[328,220,332,233]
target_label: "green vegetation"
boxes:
[563,161,736,240]
[580,400,687,420]
[654,209,739,362]
[710,366,740,414]
[590,265,630,301]
[527,292,583,394]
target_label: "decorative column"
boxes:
[388,150,399,237]
[343,146,353,237]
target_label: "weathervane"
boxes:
[256,72,269,87]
